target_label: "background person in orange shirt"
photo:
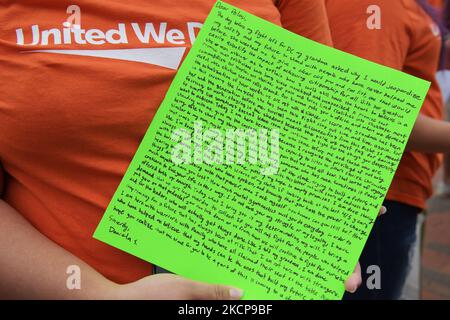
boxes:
[0,0,369,299]
[327,0,450,299]
[433,0,450,195]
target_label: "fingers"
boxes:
[378,205,387,216]
[142,274,243,300]
[345,205,385,294]
[345,262,362,293]
[188,281,244,300]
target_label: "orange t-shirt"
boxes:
[0,0,332,284]
[326,0,444,209]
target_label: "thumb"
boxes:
[345,262,362,293]
[187,280,244,300]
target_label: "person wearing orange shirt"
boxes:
[430,0,450,195]
[326,0,450,299]
[1,0,373,299]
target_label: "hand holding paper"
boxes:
[94,1,429,299]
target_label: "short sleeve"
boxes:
[275,0,333,46]
[325,0,410,70]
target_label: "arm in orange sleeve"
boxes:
[276,0,333,46]
[326,0,410,69]
[0,198,118,299]
[0,164,242,299]
[0,197,245,299]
